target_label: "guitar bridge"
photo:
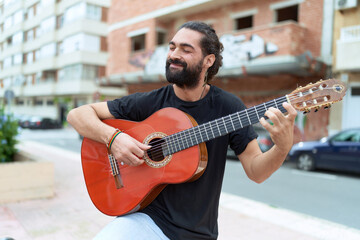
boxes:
[108,153,124,189]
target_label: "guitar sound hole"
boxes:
[147,138,165,162]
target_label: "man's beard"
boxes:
[165,58,203,89]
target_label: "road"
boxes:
[18,128,360,230]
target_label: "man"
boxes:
[67,21,297,240]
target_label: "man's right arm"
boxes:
[67,102,116,145]
[67,102,150,166]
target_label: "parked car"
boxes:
[27,116,62,129]
[287,128,360,174]
[18,115,33,128]
[227,124,273,159]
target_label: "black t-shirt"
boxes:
[107,84,257,240]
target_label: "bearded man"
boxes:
[67,21,297,240]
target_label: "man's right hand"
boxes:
[110,133,151,166]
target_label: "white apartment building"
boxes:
[0,0,125,122]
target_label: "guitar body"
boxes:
[81,107,208,216]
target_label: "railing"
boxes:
[340,25,360,42]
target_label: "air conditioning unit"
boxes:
[335,0,358,10]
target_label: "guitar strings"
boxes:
[142,87,330,160]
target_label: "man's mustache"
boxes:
[166,58,187,68]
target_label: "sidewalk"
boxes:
[1,141,360,240]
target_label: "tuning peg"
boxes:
[324,104,332,110]
[314,106,320,112]
[303,109,311,114]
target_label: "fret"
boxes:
[198,126,204,143]
[230,115,236,131]
[257,104,266,120]
[166,136,172,154]
[245,109,252,125]
[175,133,182,152]
[237,112,243,128]
[189,128,195,147]
[222,117,228,134]
[277,97,287,113]
[163,141,169,156]
[184,130,190,149]
[273,99,278,109]
[216,119,221,136]
[254,106,260,120]
[209,122,215,139]
[203,124,209,141]
[239,110,249,126]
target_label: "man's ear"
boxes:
[204,54,216,69]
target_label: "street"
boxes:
[18,128,360,230]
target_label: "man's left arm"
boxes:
[238,102,297,183]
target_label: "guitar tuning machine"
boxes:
[303,108,311,114]
[324,104,332,110]
[314,106,320,112]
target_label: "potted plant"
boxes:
[0,106,54,203]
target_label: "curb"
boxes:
[219,192,360,240]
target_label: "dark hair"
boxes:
[179,21,223,82]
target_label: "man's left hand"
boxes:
[259,102,297,155]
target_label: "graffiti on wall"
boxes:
[220,34,278,68]
[129,51,154,68]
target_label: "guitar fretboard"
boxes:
[162,96,288,156]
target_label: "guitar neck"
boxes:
[163,96,288,156]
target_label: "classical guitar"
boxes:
[81,79,346,216]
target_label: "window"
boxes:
[26,29,34,41]
[4,57,12,68]
[27,5,35,20]
[131,34,146,52]
[4,16,12,30]
[86,4,101,21]
[276,5,298,23]
[12,31,23,45]
[157,31,166,46]
[235,15,253,30]
[13,53,22,65]
[57,15,64,29]
[332,130,360,143]
[40,43,56,59]
[83,65,98,79]
[35,49,41,60]
[351,87,360,96]
[43,70,56,82]
[35,99,43,106]
[13,10,23,25]
[58,64,82,81]
[26,52,34,64]
[62,33,100,54]
[39,16,55,36]
[6,36,12,46]
[64,2,86,24]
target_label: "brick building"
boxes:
[331,0,360,132]
[106,0,335,141]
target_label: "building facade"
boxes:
[107,0,334,141]
[0,0,125,122]
[332,0,360,132]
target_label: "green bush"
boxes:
[0,106,19,163]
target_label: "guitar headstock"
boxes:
[288,79,347,113]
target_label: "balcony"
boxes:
[336,25,360,71]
